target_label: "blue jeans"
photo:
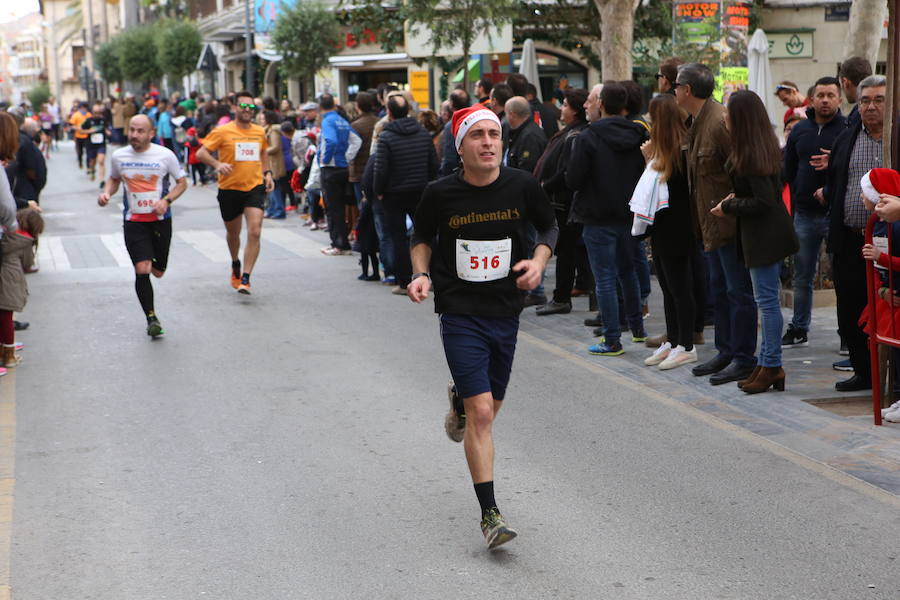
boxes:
[632,239,651,302]
[372,198,394,278]
[583,223,642,344]
[708,242,758,366]
[265,186,285,219]
[749,262,784,367]
[790,210,829,331]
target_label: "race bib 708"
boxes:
[235,141,260,162]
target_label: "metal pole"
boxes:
[887,0,899,169]
[85,0,96,101]
[244,0,254,95]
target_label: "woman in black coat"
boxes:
[712,91,799,394]
[533,88,592,315]
[642,94,700,371]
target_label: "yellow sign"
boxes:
[410,70,430,107]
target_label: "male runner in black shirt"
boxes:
[82,100,110,187]
[407,105,558,549]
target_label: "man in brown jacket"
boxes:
[675,63,758,385]
[350,91,379,202]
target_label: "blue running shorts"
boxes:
[439,313,519,401]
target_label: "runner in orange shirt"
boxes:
[68,102,91,170]
[196,91,275,295]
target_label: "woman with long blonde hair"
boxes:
[642,94,701,370]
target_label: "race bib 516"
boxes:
[455,238,512,282]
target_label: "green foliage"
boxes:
[117,24,163,84]
[514,1,603,71]
[140,0,189,20]
[336,0,406,55]
[158,20,203,80]
[95,37,124,84]
[406,0,518,57]
[272,1,342,84]
[27,83,51,110]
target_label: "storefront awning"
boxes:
[328,53,410,67]
[451,58,481,83]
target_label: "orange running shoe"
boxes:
[237,282,251,295]
[230,271,240,289]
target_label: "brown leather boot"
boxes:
[737,365,762,389]
[1,344,19,368]
[742,367,785,394]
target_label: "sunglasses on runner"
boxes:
[238,102,257,110]
[654,73,668,81]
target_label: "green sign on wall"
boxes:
[766,31,814,59]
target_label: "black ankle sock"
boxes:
[474,481,497,517]
[232,260,241,276]
[241,272,250,284]
[135,274,154,316]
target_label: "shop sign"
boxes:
[409,70,429,107]
[766,31,814,59]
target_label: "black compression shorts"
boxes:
[217,185,265,222]
[124,219,173,272]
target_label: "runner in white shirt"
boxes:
[98,115,187,338]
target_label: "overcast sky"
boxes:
[1,0,41,25]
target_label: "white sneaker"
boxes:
[884,408,900,423]
[658,345,698,370]
[881,401,900,418]
[644,342,672,366]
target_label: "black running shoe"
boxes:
[146,316,164,338]
[781,324,808,348]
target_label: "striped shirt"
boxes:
[843,128,883,229]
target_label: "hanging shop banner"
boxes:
[674,2,721,45]
[721,1,751,67]
[715,66,749,104]
[254,0,278,34]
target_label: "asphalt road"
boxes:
[6,143,900,599]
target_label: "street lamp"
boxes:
[244,0,254,95]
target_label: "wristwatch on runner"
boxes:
[411,272,431,281]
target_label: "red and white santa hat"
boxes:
[861,168,900,204]
[451,105,501,152]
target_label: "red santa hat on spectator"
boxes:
[451,105,501,152]
[861,168,900,204]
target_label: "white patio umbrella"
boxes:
[519,38,542,101]
[748,28,777,127]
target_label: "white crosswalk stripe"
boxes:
[99,234,133,268]
[176,229,226,262]
[264,227,325,258]
[34,228,328,273]
[39,236,72,272]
